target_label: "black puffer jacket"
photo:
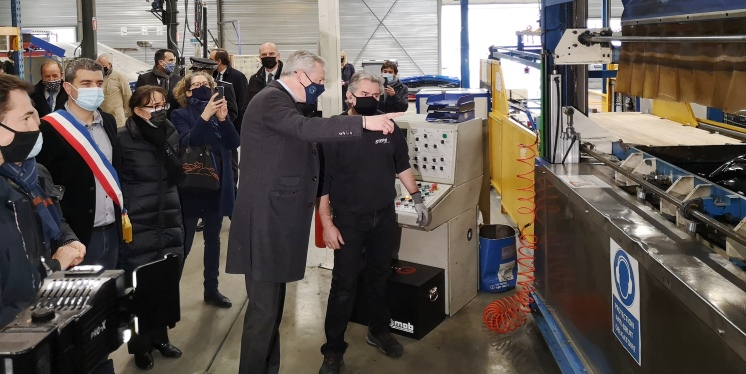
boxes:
[118,116,185,272]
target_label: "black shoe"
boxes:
[319,352,344,374]
[154,342,182,358]
[366,331,403,358]
[134,352,154,370]
[204,291,232,308]
[195,220,204,232]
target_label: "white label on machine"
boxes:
[494,71,502,93]
[559,175,610,189]
[610,240,642,365]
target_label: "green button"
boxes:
[442,134,447,138]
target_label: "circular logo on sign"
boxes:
[396,266,417,275]
[614,250,635,308]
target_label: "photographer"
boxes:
[0,74,86,326]
[379,61,409,113]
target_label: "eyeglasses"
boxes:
[190,81,210,89]
[143,103,170,112]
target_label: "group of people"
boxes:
[0,43,426,374]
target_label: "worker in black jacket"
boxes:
[29,61,68,118]
[135,49,183,119]
[0,74,85,327]
[378,60,409,113]
[118,85,185,370]
[317,71,427,374]
[246,42,283,107]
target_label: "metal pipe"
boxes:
[202,3,208,58]
[602,0,610,28]
[581,144,746,247]
[697,122,746,142]
[583,34,746,44]
[80,0,98,59]
[460,0,469,88]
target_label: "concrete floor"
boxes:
[111,192,560,374]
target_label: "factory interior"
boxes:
[4,0,746,373]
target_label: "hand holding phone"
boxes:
[215,85,225,102]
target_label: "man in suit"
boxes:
[226,50,402,374]
[135,49,182,118]
[30,61,68,118]
[37,58,122,270]
[246,42,283,106]
[210,48,249,133]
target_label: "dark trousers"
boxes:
[83,224,119,269]
[184,213,223,292]
[321,204,397,356]
[239,277,286,374]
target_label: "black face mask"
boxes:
[103,66,112,76]
[261,57,278,69]
[0,123,41,163]
[352,95,379,116]
[148,109,168,125]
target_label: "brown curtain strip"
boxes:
[616,18,746,113]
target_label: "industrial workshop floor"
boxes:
[111,192,560,374]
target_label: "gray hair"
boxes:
[280,50,326,77]
[97,53,113,65]
[65,57,104,82]
[348,71,384,96]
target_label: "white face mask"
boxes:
[69,84,105,111]
[382,73,394,81]
[27,133,44,160]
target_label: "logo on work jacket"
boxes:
[375,138,390,145]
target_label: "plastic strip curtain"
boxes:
[616,1,746,113]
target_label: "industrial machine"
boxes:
[509,0,746,372]
[0,257,180,374]
[393,114,483,316]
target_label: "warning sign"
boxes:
[610,239,641,365]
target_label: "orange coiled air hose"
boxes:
[483,134,539,334]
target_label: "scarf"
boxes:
[188,97,223,140]
[0,160,62,244]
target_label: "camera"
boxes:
[0,256,180,374]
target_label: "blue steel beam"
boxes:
[460,0,470,88]
[11,0,24,79]
[532,293,588,373]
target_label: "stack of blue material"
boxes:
[425,94,476,123]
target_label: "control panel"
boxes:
[394,180,451,214]
[410,128,457,183]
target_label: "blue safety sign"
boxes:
[610,240,642,365]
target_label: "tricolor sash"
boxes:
[42,110,132,243]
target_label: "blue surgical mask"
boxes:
[68,84,105,111]
[164,62,176,74]
[382,73,394,81]
[301,71,325,104]
[27,133,44,159]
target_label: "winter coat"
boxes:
[30,80,68,118]
[246,61,284,107]
[171,104,240,218]
[135,67,183,119]
[379,78,409,113]
[226,80,363,283]
[117,116,185,272]
[0,165,78,326]
[101,69,133,128]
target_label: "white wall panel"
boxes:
[0,0,77,28]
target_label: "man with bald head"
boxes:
[246,42,283,105]
[97,53,132,128]
[30,60,68,117]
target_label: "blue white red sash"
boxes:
[42,110,126,214]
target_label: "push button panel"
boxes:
[408,128,456,182]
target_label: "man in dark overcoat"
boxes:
[226,50,402,374]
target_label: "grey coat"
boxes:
[226,80,363,283]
